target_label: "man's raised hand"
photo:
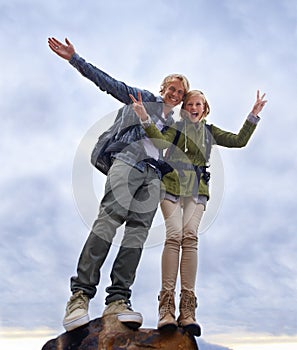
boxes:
[48,37,75,61]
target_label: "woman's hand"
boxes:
[129,92,149,122]
[48,37,75,61]
[251,90,267,116]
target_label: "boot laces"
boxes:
[159,291,175,318]
[181,291,196,319]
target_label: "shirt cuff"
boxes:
[247,113,260,124]
[69,52,79,65]
[140,114,152,128]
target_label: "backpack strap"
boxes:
[204,123,212,163]
[164,121,184,159]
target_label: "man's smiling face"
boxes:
[161,78,185,107]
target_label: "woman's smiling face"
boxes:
[183,95,205,123]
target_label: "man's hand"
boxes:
[251,90,267,116]
[48,37,75,61]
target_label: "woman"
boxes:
[130,90,267,336]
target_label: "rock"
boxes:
[42,314,199,350]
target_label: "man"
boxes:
[48,37,190,331]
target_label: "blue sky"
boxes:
[1,0,296,349]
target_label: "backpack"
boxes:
[90,100,172,176]
[90,107,133,175]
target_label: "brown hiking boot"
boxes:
[157,290,178,331]
[177,290,201,337]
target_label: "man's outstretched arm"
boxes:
[48,37,155,105]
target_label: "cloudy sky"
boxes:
[1,0,296,349]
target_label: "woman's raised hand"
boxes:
[251,90,267,116]
[129,92,149,122]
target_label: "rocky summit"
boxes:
[42,314,199,350]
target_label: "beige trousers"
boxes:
[160,198,204,292]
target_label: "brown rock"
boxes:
[42,314,199,350]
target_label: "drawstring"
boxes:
[202,120,205,148]
[180,118,208,160]
[184,119,188,152]
[185,119,206,152]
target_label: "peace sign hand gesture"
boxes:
[129,92,150,122]
[251,90,268,116]
[48,37,75,61]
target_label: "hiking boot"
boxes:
[63,290,90,331]
[157,290,178,331]
[103,299,143,329]
[177,290,201,337]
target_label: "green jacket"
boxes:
[144,113,259,199]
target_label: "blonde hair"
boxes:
[159,74,190,96]
[181,89,210,119]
